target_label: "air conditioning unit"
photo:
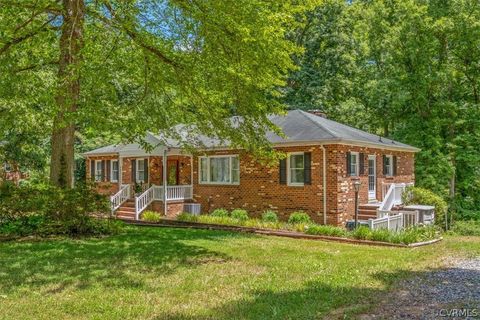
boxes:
[184,203,201,216]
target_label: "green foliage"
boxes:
[449,221,480,236]
[210,208,230,218]
[403,186,449,227]
[288,211,312,224]
[142,211,162,223]
[0,181,120,237]
[305,225,347,237]
[351,226,371,240]
[287,0,480,215]
[261,210,279,223]
[230,209,249,221]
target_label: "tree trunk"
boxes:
[49,0,85,188]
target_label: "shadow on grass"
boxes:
[160,267,480,320]
[0,226,243,293]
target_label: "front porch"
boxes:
[111,184,194,220]
[84,142,196,220]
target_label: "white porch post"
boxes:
[163,148,168,215]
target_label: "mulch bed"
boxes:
[122,219,443,248]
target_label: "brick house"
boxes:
[84,110,419,226]
[1,162,27,185]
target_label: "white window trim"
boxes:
[349,152,359,177]
[198,155,240,185]
[3,162,11,172]
[94,160,103,182]
[385,155,393,177]
[136,158,146,183]
[111,160,119,183]
[287,152,305,186]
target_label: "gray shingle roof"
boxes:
[84,109,419,155]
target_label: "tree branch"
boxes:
[88,2,180,68]
[0,15,57,56]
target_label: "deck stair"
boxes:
[358,203,381,220]
[116,200,136,220]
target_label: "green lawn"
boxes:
[0,226,478,320]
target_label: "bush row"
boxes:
[177,208,441,245]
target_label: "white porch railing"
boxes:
[378,183,413,212]
[111,184,130,212]
[368,210,420,231]
[134,185,193,219]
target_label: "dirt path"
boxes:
[359,258,480,319]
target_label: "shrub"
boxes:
[402,186,448,228]
[288,211,311,224]
[0,181,117,237]
[231,209,249,221]
[305,224,347,237]
[261,210,279,223]
[143,211,161,223]
[210,208,229,217]
[450,220,480,236]
[351,226,371,240]
[368,229,392,242]
[177,212,199,222]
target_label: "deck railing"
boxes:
[368,210,420,231]
[133,185,193,219]
[111,184,130,212]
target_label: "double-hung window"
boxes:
[95,160,103,182]
[349,152,359,176]
[136,159,146,182]
[288,153,305,185]
[384,155,393,176]
[111,160,119,182]
[199,155,240,184]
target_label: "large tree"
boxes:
[0,0,315,187]
[287,0,480,217]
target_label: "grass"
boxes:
[0,226,478,319]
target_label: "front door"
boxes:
[368,155,376,200]
[167,160,179,185]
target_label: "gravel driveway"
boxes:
[360,258,480,319]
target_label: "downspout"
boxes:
[163,148,168,215]
[320,145,327,225]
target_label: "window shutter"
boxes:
[106,160,111,182]
[346,152,351,176]
[382,155,387,175]
[101,160,106,181]
[279,158,287,184]
[393,156,397,176]
[144,159,149,183]
[359,153,365,175]
[131,159,136,183]
[90,160,95,180]
[304,152,312,185]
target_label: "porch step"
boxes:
[115,200,136,220]
[357,203,381,220]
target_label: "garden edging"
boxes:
[123,219,443,248]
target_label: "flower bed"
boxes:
[177,211,441,245]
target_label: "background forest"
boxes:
[1,0,480,221]
[285,0,480,221]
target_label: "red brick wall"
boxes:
[192,144,415,226]
[192,146,326,223]
[326,144,415,225]
[86,144,415,226]
[86,155,119,195]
